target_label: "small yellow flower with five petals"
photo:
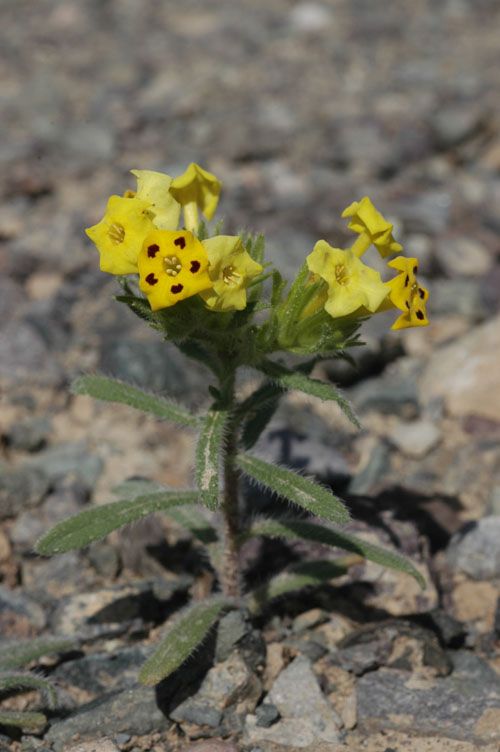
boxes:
[200,236,263,311]
[169,163,222,232]
[138,229,212,310]
[85,195,155,275]
[387,256,429,329]
[342,196,402,258]
[306,240,389,318]
[130,169,181,230]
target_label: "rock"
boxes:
[25,443,103,491]
[349,364,420,418]
[6,416,52,452]
[0,321,63,387]
[11,484,85,550]
[0,585,46,634]
[45,686,169,750]
[420,315,500,420]
[431,107,483,149]
[0,466,50,520]
[357,655,500,744]
[215,610,266,671]
[182,742,239,752]
[437,236,492,277]
[255,702,280,727]
[292,608,328,633]
[171,650,261,730]
[53,645,152,695]
[51,578,190,634]
[98,337,210,406]
[430,278,487,320]
[289,3,333,33]
[348,443,390,495]
[447,517,500,580]
[388,419,442,458]
[64,741,120,752]
[245,655,342,747]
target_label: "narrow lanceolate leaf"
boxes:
[139,597,231,686]
[0,638,75,671]
[238,381,284,450]
[35,491,199,555]
[165,506,218,546]
[0,673,57,708]
[71,374,198,428]
[258,359,360,428]
[248,559,349,613]
[0,711,47,732]
[236,453,350,525]
[249,519,426,588]
[195,409,229,510]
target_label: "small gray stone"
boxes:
[348,443,390,496]
[388,419,442,458]
[0,584,46,630]
[255,703,280,727]
[170,700,222,729]
[0,466,50,520]
[46,686,169,749]
[215,610,249,663]
[7,416,52,452]
[26,443,103,490]
[447,517,500,580]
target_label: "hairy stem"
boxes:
[220,371,241,599]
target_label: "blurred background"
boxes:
[1,0,500,747]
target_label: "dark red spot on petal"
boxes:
[171,283,184,294]
[416,310,424,320]
[404,275,409,287]
[145,273,158,286]
[405,301,410,309]
[190,260,201,273]
[413,265,418,274]
[419,288,425,299]
[174,236,186,249]
[147,244,160,258]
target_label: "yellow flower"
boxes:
[85,195,155,275]
[130,169,181,230]
[342,196,402,258]
[138,230,212,311]
[306,240,389,318]
[169,163,222,232]
[387,256,429,329]
[200,236,263,311]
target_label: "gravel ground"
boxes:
[1,1,500,751]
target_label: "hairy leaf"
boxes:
[139,597,231,686]
[237,453,350,525]
[36,491,199,554]
[195,409,229,510]
[165,506,218,546]
[238,381,284,450]
[249,519,426,588]
[72,374,199,428]
[0,710,47,731]
[258,359,360,428]
[0,673,57,708]
[248,559,349,613]
[0,638,75,671]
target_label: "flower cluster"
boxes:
[305,196,429,330]
[86,166,429,339]
[86,164,261,312]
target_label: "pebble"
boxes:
[388,418,442,458]
[447,517,500,580]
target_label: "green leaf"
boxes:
[112,479,164,498]
[165,506,218,546]
[258,360,360,428]
[139,597,231,686]
[0,673,57,708]
[71,374,199,428]
[271,269,286,307]
[195,409,228,510]
[0,638,75,671]
[35,491,199,555]
[247,559,349,613]
[249,519,426,588]
[0,710,47,732]
[238,381,284,450]
[237,453,350,525]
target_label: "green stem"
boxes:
[219,369,241,599]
